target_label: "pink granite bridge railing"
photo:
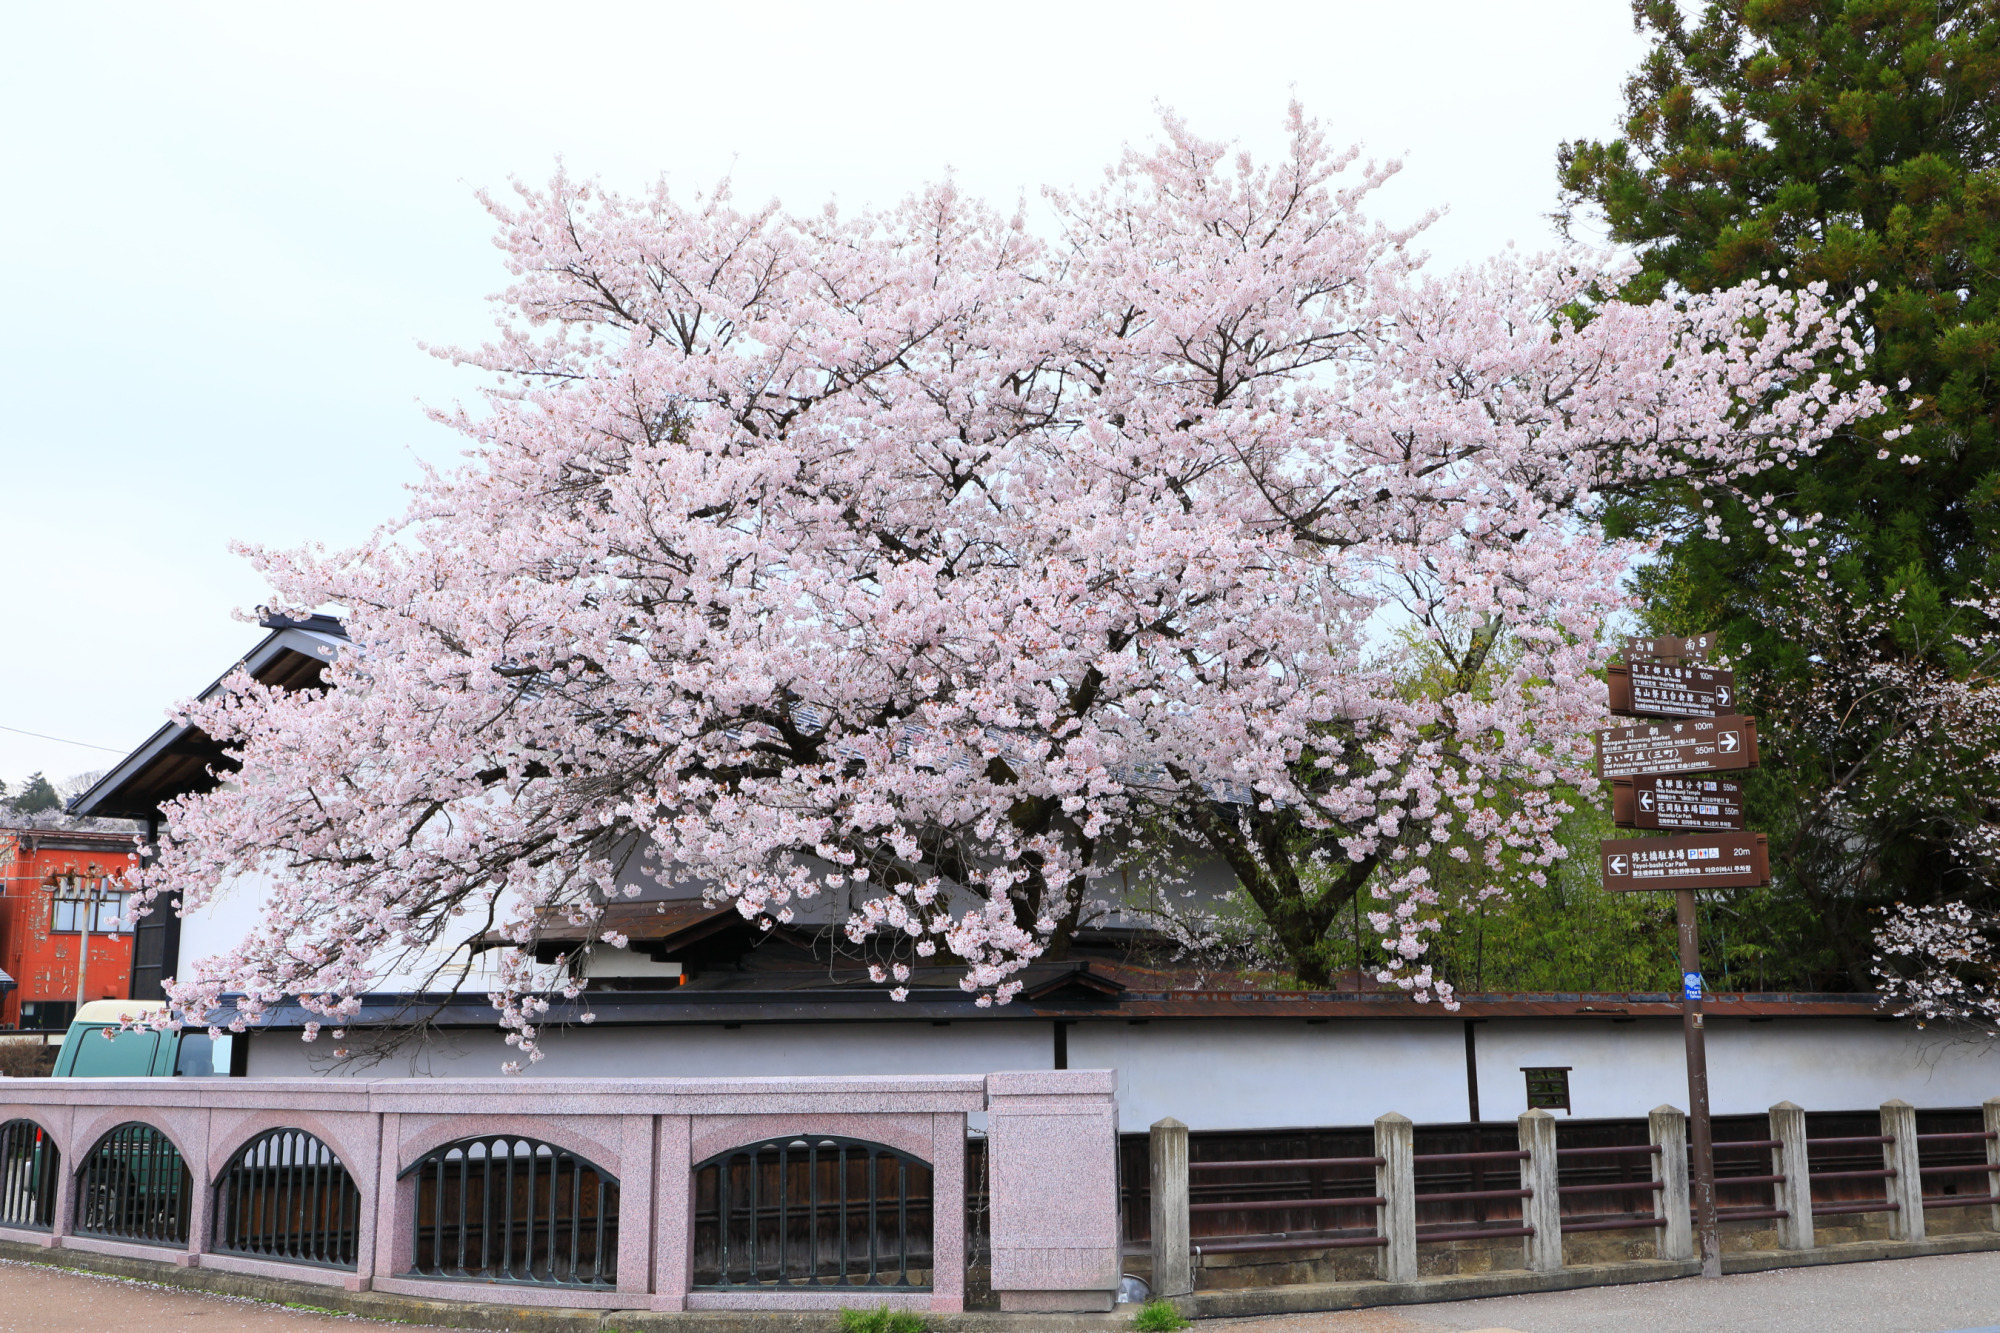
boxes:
[0,1071,1121,1313]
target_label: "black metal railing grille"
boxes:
[0,1119,58,1230]
[215,1129,360,1269]
[74,1121,191,1247]
[693,1135,934,1290]
[403,1136,618,1286]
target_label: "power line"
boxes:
[0,724,125,755]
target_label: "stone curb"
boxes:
[0,1239,1134,1333]
[10,1233,2000,1328]
[1186,1231,2000,1318]
[1187,1258,1702,1318]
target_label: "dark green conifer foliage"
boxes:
[1559,1,2000,987]
[6,773,60,815]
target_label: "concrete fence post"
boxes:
[1650,1104,1692,1263]
[1148,1117,1192,1299]
[1881,1098,1925,1242]
[1518,1108,1563,1273]
[1769,1101,1813,1251]
[1374,1112,1416,1284]
[1985,1097,2000,1233]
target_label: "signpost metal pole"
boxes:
[1677,887,1720,1277]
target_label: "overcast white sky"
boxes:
[0,1,1648,786]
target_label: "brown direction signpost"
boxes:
[1607,662,1738,718]
[1596,716,1758,779]
[1612,776,1748,832]
[1594,634,1754,1279]
[1599,832,1770,888]
[1624,633,1721,661]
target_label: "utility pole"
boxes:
[71,875,100,1011]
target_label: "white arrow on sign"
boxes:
[1607,854,1629,876]
[1716,685,1732,705]
[1639,791,1655,811]
[1718,731,1740,753]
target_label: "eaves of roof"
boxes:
[67,620,348,822]
[215,984,1892,1031]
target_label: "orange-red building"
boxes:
[0,826,141,1030]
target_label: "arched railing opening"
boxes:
[75,1121,190,1247]
[401,1135,617,1287]
[693,1135,934,1290]
[214,1128,360,1269]
[0,1119,59,1230]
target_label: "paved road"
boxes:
[1213,1252,2000,1333]
[7,1251,2000,1333]
[0,1259,493,1333]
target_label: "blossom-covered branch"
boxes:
[139,106,1884,1062]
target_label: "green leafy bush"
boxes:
[837,1305,927,1333]
[1133,1298,1190,1332]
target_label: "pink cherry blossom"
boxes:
[136,107,1884,1063]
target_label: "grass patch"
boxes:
[838,1305,927,1333]
[1133,1298,1190,1331]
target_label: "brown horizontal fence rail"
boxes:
[1554,1139,1666,1236]
[1915,1128,2000,1212]
[1411,1142,1533,1245]
[1121,1127,1385,1259]
[0,1118,58,1231]
[1712,1131,1789,1224]
[1805,1128,1900,1220]
[215,1128,361,1270]
[693,1135,935,1290]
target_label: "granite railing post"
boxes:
[1881,1098,1925,1241]
[1769,1101,1813,1251]
[1148,1117,1191,1299]
[651,1114,692,1312]
[1373,1112,1415,1284]
[178,1109,212,1269]
[36,1102,75,1249]
[1985,1097,2000,1233]
[371,1111,406,1283]
[1518,1108,1562,1273]
[614,1113,656,1302]
[985,1070,1122,1313]
[1649,1104,1692,1263]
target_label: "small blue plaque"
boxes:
[1682,971,1704,1002]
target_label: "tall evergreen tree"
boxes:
[1560,1,2000,987]
[6,773,61,815]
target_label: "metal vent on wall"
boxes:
[215,1128,361,1270]
[402,1135,618,1287]
[0,1119,58,1230]
[74,1121,191,1247]
[693,1135,934,1290]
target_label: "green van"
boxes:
[51,1000,244,1077]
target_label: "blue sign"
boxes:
[1682,971,1704,1002]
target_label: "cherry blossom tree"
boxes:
[140,108,1885,1063]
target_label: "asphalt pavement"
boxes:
[0,1258,487,1333]
[6,1250,2000,1333]
[1211,1251,2000,1333]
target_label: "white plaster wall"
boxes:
[1474,1018,2000,1120]
[247,1018,1054,1086]
[1068,1019,1471,1131]
[243,1013,2000,1130]
[179,868,531,995]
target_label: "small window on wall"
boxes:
[51,880,129,934]
[19,1001,75,1032]
[1522,1066,1572,1113]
